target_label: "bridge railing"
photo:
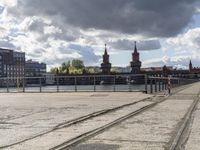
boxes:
[147,76,199,94]
[0,74,198,93]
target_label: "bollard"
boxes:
[167,76,171,95]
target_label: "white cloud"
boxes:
[0,1,199,71]
[0,0,17,7]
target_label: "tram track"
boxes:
[1,83,195,150]
[0,96,153,149]
[168,89,200,150]
[50,84,194,150]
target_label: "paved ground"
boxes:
[0,82,199,150]
[72,82,200,150]
[0,92,151,149]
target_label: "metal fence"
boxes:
[0,74,198,93]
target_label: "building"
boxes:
[0,48,25,78]
[25,59,46,77]
[189,60,200,77]
[130,42,142,74]
[101,44,111,74]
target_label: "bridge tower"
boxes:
[101,44,111,74]
[189,60,193,74]
[130,42,142,74]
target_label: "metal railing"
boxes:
[0,74,198,93]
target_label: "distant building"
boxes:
[189,60,200,77]
[0,48,25,78]
[101,44,111,74]
[25,59,46,77]
[130,42,142,74]
[141,66,173,72]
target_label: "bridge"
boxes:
[0,80,199,149]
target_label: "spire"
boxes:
[134,41,137,53]
[189,59,193,73]
[104,44,108,55]
[189,60,192,65]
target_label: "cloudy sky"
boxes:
[0,0,200,70]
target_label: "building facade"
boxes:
[25,59,46,77]
[0,48,25,78]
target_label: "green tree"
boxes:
[60,61,71,73]
[50,67,59,74]
[71,59,84,69]
[61,61,70,71]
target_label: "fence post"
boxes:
[155,79,157,92]
[165,79,167,90]
[159,79,161,91]
[39,77,42,93]
[145,74,148,93]
[94,76,96,92]
[75,77,77,92]
[113,75,116,92]
[23,77,25,92]
[56,76,59,92]
[129,76,132,92]
[6,77,9,93]
[162,79,164,91]
[150,79,153,94]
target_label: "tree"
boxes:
[49,59,85,75]
[61,61,70,72]
[50,67,59,74]
[71,59,84,70]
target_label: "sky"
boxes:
[0,0,200,70]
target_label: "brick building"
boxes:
[0,48,25,78]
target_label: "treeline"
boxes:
[50,59,123,74]
[50,59,101,74]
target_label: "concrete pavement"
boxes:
[0,82,199,150]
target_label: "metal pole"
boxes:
[113,76,116,92]
[94,76,96,92]
[75,77,77,92]
[150,79,153,94]
[6,77,9,93]
[129,76,132,92]
[39,77,42,93]
[56,76,59,92]
[155,79,157,92]
[23,77,25,92]
[159,79,161,91]
[145,74,148,93]
[162,79,164,91]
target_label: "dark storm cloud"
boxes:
[11,0,199,37]
[110,39,161,51]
